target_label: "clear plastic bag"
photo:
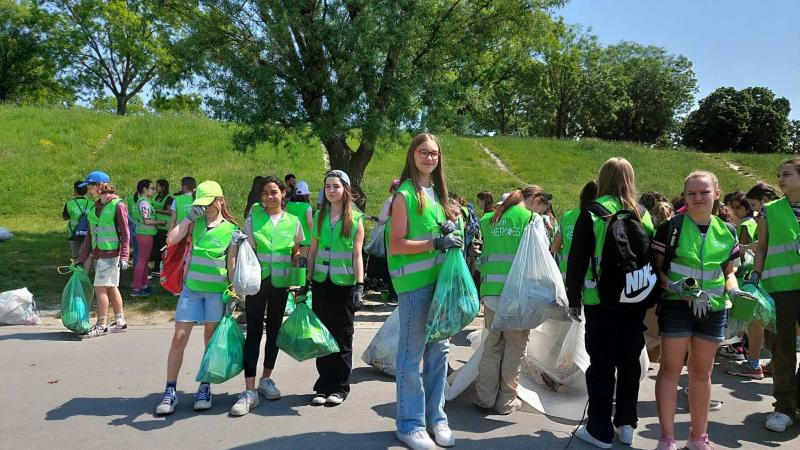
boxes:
[233,240,261,297]
[492,217,568,331]
[365,223,386,257]
[743,283,777,333]
[60,265,93,333]
[196,291,245,383]
[0,288,41,325]
[361,307,400,376]
[426,249,480,342]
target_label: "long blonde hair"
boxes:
[492,185,546,224]
[398,133,455,221]
[596,157,641,219]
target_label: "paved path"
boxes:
[0,321,796,449]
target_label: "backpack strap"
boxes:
[586,202,613,282]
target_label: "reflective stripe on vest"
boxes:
[88,199,121,251]
[152,195,170,231]
[478,204,532,298]
[185,217,236,293]
[312,209,362,286]
[662,215,735,311]
[761,198,800,293]
[386,180,447,294]
[131,197,157,236]
[252,208,298,288]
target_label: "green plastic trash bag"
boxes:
[196,291,245,384]
[60,265,93,333]
[277,296,339,362]
[426,249,480,342]
[743,284,777,333]
[284,291,312,316]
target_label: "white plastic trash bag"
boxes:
[0,288,41,325]
[233,240,261,297]
[445,329,487,400]
[365,223,386,257]
[492,217,568,331]
[361,307,400,376]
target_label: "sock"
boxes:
[97,316,108,327]
[115,313,126,324]
[166,381,177,390]
[746,358,760,369]
[795,336,800,346]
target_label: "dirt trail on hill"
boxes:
[476,141,525,185]
[705,154,761,181]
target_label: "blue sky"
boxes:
[556,0,800,119]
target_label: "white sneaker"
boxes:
[193,383,212,411]
[765,411,794,432]
[430,423,455,447]
[311,393,327,405]
[615,425,635,445]
[575,425,612,449]
[396,430,436,450]
[257,378,281,400]
[230,390,260,416]
[109,319,128,333]
[85,324,108,338]
[155,387,178,415]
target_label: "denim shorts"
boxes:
[657,299,727,342]
[174,286,224,323]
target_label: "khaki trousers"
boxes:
[475,307,531,412]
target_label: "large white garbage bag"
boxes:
[0,288,41,325]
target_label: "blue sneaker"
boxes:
[155,387,178,415]
[194,383,212,410]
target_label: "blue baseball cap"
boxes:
[325,170,351,187]
[79,171,110,187]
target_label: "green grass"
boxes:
[0,105,787,309]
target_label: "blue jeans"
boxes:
[396,284,449,434]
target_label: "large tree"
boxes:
[683,86,792,153]
[0,0,66,102]
[593,42,697,144]
[181,0,564,205]
[47,0,182,115]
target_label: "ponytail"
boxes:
[491,185,546,225]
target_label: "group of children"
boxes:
[65,136,800,450]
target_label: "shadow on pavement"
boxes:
[350,366,394,385]
[640,412,799,449]
[232,430,565,450]
[0,330,82,341]
[45,391,241,431]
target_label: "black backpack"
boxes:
[69,201,91,241]
[588,202,657,306]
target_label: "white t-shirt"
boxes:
[423,187,437,204]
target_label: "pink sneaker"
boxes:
[686,430,716,450]
[656,435,677,450]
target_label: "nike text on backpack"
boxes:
[587,202,657,305]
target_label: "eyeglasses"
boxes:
[416,149,440,160]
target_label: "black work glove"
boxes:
[296,281,310,298]
[433,234,463,252]
[349,283,364,312]
[439,220,457,236]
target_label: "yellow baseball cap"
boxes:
[192,180,224,206]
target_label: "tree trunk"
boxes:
[115,95,128,115]
[321,134,375,213]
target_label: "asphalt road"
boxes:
[0,319,796,449]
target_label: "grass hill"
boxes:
[0,105,789,308]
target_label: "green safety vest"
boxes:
[581,195,655,305]
[387,180,447,294]
[662,215,735,311]
[174,193,193,224]
[88,198,121,251]
[479,204,533,298]
[558,207,581,279]
[185,217,237,293]
[286,201,312,246]
[152,195,171,231]
[65,197,94,238]
[761,198,800,293]
[737,217,757,243]
[312,210,363,286]
[130,197,157,236]
[251,208,298,288]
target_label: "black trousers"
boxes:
[151,229,167,268]
[584,304,647,444]
[311,279,355,395]
[243,278,289,377]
